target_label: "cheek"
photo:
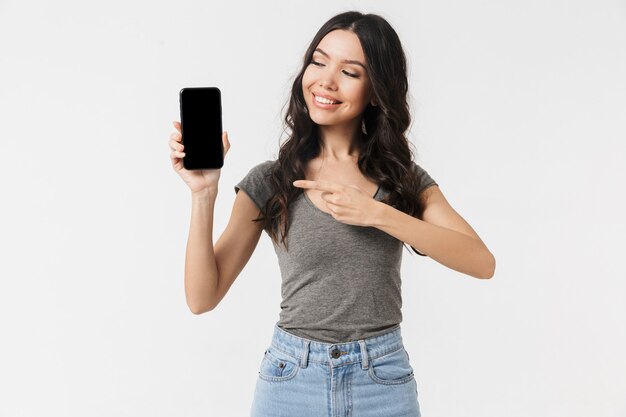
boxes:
[301,68,314,90]
[343,83,370,107]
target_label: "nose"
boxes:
[319,79,337,91]
[318,71,337,90]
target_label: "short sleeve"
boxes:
[412,161,438,194]
[234,160,276,214]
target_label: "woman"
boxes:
[169,11,495,417]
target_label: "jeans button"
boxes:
[331,348,341,359]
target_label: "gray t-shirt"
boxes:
[234,159,437,343]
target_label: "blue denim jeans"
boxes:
[250,323,421,417]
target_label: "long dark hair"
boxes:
[255,11,431,256]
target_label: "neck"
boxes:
[317,120,363,162]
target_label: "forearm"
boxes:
[184,188,220,313]
[372,202,494,279]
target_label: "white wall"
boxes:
[1,0,624,416]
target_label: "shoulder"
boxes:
[234,160,278,211]
[238,159,280,190]
[410,160,429,176]
[410,160,437,192]
[248,159,278,176]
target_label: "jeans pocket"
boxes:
[367,347,415,385]
[258,346,300,382]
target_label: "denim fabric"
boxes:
[250,323,421,417]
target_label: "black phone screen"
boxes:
[179,87,224,170]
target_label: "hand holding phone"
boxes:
[169,88,230,194]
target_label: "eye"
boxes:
[310,60,359,78]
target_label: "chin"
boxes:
[308,114,337,126]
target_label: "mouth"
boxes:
[312,93,342,106]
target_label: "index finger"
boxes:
[172,120,181,133]
[292,179,343,193]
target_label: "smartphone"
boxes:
[179,87,224,170]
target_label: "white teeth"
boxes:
[314,94,339,104]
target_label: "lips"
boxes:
[313,92,342,104]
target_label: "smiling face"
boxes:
[302,29,375,131]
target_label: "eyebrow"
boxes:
[314,48,367,70]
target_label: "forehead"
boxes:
[315,29,365,61]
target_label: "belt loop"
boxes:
[359,340,369,370]
[300,340,310,368]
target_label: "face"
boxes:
[302,29,375,130]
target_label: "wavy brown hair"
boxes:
[254,11,434,256]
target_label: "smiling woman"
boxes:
[301,29,374,129]
[169,9,494,417]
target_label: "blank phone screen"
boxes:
[179,87,223,170]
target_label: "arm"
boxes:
[184,188,220,314]
[372,185,495,279]
[184,187,264,314]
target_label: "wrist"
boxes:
[370,200,389,228]
[191,187,218,201]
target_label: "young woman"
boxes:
[168,11,495,417]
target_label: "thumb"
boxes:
[223,131,231,157]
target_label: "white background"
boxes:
[1,0,625,416]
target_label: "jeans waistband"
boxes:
[268,323,404,370]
